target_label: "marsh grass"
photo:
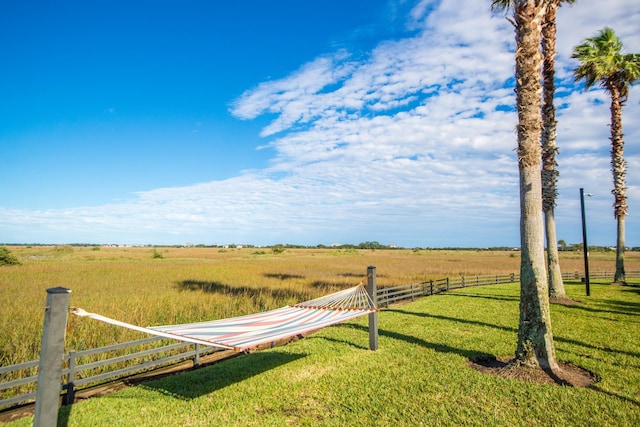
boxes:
[1,246,637,366]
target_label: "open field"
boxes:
[1,245,639,367]
[3,276,640,426]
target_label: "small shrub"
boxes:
[151,249,164,259]
[0,247,21,266]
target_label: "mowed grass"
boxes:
[5,278,640,426]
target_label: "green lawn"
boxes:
[7,280,640,426]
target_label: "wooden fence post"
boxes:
[65,351,76,405]
[194,344,201,367]
[34,287,71,427]
[367,266,378,351]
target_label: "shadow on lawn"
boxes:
[137,351,307,400]
[388,306,640,360]
[439,292,520,303]
[387,308,517,334]
[334,323,496,361]
[569,297,640,317]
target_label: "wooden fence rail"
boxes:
[2,269,639,412]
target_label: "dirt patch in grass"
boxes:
[468,356,599,387]
[610,281,627,286]
[550,296,582,306]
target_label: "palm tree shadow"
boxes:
[136,351,307,400]
[333,323,495,360]
[389,307,640,360]
[441,292,520,303]
[387,308,517,334]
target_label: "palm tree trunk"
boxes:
[514,0,558,370]
[615,216,626,282]
[541,1,565,298]
[545,210,564,298]
[610,86,627,283]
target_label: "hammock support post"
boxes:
[34,287,71,427]
[367,266,378,351]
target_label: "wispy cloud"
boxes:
[2,0,639,247]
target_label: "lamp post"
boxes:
[580,188,593,296]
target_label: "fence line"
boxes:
[2,269,639,412]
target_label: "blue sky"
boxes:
[1,0,639,247]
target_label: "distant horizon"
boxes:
[3,241,630,251]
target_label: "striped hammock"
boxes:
[72,285,378,352]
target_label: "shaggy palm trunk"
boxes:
[514,0,558,370]
[610,87,627,283]
[541,1,565,298]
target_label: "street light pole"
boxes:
[580,188,591,296]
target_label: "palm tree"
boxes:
[572,27,640,284]
[492,0,574,299]
[492,0,558,370]
[541,0,574,299]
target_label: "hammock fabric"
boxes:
[72,285,378,352]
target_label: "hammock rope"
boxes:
[72,284,378,352]
[294,284,377,311]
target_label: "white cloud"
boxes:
[2,0,639,247]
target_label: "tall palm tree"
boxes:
[492,0,558,370]
[541,0,574,299]
[572,27,640,284]
[493,0,574,299]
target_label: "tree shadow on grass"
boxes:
[136,351,307,400]
[333,323,495,361]
[336,314,599,389]
[575,297,640,317]
[439,292,520,303]
[387,308,517,334]
[387,308,640,360]
[621,283,640,296]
